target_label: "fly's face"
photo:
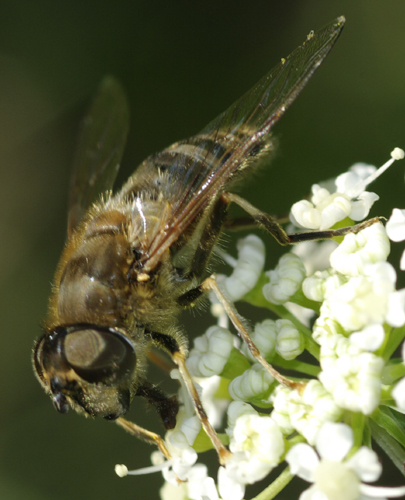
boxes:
[33,325,138,419]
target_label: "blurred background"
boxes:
[1,1,405,499]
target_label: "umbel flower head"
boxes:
[117,149,405,500]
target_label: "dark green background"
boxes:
[1,1,405,499]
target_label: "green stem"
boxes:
[349,413,365,453]
[382,359,405,385]
[251,467,294,500]
[383,324,405,361]
[274,356,320,377]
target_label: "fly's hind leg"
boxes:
[223,192,382,245]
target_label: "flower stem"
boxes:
[250,467,294,500]
[383,325,405,362]
[273,356,320,377]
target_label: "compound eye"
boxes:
[63,327,136,385]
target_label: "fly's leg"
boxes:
[116,417,172,460]
[223,192,382,245]
[115,381,178,459]
[201,274,303,390]
[147,330,231,465]
[135,380,179,430]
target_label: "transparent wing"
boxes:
[142,17,345,270]
[68,76,130,237]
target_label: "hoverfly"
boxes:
[33,17,367,464]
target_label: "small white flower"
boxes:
[225,401,259,439]
[325,262,404,331]
[228,364,274,402]
[220,235,265,301]
[263,253,306,304]
[223,414,285,499]
[286,421,405,500]
[291,150,404,233]
[271,380,341,445]
[330,222,390,277]
[218,415,285,500]
[187,326,234,377]
[160,464,220,500]
[158,410,199,483]
[230,414,284,467]
[319,335,384,415]
[303,268,347,303]
[291,163,379,230]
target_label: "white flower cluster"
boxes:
[117,151,405,500]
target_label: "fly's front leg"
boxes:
[116,417,172,460]
[201,274,303,391]
[147,330,231,465]
[115,381,179,459]
[223,192,382,245]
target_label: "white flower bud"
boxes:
[228,364,274,402]
[187,326,234,377]
[275,319,304,360]
[242,319,277,362]
[263,253,306,304]
[223,235,265,301]
[330,222,390,277]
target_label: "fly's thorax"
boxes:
[126,196,169,250]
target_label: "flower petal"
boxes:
[316,422,353,461]
[285,443,319,482]
[386,208,405,242]
[346,447,382,482]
